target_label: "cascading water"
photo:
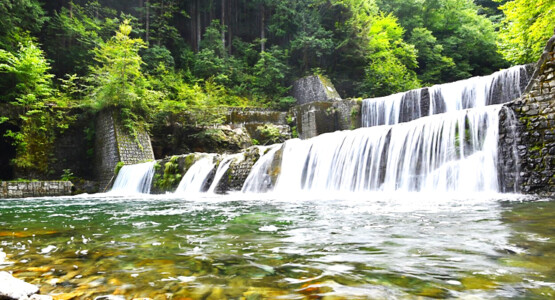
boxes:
[361,65,529,127]
[242,145,280,193]
[262,105,502,194]
[361,89,422,127]
[175,155,215,194]
[110,161,155,194]
[206,153,243,193]
[428,65,526,113]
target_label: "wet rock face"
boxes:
[500,33,555,196]
[0,271,39,299]
[292,75,342,105]
[291,99,362,139]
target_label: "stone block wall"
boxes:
[51,110,95,180]
[217,147,261,192]
[0,181,73,198]
[115,122,155,164]
[94,110,155,191]
[500,32,555,196]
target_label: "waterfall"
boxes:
[261,105,502,194]
[361,90,422,127]
[175,155,215,194]
[361,65,529,127]
[242,145,281,193]
[110,161,155,194]
[207,154,243,193]
[429,65,528,113]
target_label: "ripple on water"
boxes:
[0,194,552,299]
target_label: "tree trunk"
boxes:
[221,0,226,54]
[260,4,265,52]
[228,0,233,55]
[145,0,150,44]
[196,0,201,51]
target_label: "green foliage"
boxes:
[408,27,455,85]
[43,3,109,76]
[0,41,74,174]
[0,42,53,105]
[377,0,507,83]
[114,161,125,176]
[60,169,75,181]
[142,45,175,73]
[359,13,420,97]
[0,0,47,51]
[251,47,290,104]
[255,124,288,145]
[153,156,182,191]
[87,20,149,113]
[497,0,555,64]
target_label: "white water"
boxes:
[361,65,528,127]
[207,154,244,193]
[430,65,527,112]
[361,89,422,127]
[242,145,280,193]
[249,105,503,194]
[111,66,527,195]
[111,161,156,194]
[175,155,215,194]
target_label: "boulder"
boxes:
[0,271,39,300]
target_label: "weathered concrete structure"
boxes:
[500,31,555,196]
[94,110,155,191]
[150,107,290,158]
[291,100,361,139]
[292,75,341,105]
[0,181,73,198]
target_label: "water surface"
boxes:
[0,193,553,299]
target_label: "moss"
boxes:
[114,161,125,176]
[153,156,182,191]
[317,74,340,99]
[255,124,288,145]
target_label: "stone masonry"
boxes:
[0,181,73,198]
[94,110,155,191]
[500,31,555,196]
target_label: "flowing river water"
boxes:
[0,193,553,299]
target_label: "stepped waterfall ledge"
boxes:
[111,161,156,194]
[105,61,546,196]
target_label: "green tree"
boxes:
[0,0,47,51]
[44,3,106,76]
[376,0,507,83]
[87,20,149,113]
[497,0,555,64]
[0,42,65,174]
[251,47,290,104]
[408,27,455,85]
[0,42,53,105]
[360,13,420,96]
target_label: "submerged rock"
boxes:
[0,271,39,299]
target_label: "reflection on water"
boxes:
[0,193,553,299]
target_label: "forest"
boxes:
[0,0,553,177]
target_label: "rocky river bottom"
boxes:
[0,192,553,299]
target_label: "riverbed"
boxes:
[0,193,553,299]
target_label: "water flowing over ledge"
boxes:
[361,65,530,127]
[109,64,532,196]
[110,161,156,194]
[248,105,504,194]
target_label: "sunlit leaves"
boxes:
[497,0,555,64]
